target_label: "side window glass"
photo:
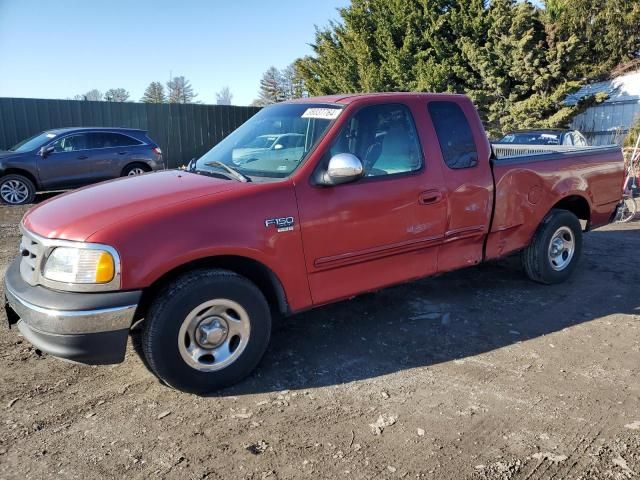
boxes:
[428,102,478,169]
[329,103,422,177]
[51,134,87,152]
[88,132,141,149]
[111,133,142,147]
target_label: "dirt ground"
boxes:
[0,197,638,480]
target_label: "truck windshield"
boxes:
[196,103,342,179]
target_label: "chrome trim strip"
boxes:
[313,234,444,270]
[5,282,135,334]
[19,224,122,293]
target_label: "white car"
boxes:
[232,133,305,167]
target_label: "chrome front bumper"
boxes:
[3,258,141,365]
[5,283,137,335]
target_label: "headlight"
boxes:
[43,247,116,284]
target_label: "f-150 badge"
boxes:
[265,216,295,232]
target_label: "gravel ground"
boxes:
[1,197,639,480]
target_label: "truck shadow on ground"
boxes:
[218,227,639,395]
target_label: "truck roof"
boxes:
[286,92,468,105]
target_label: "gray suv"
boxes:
[0,127,164,205]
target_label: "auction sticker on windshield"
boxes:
[301,108,342,120]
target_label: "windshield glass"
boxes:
[196,103,342,179]
[9,131,57,152]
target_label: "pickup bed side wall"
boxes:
[485,148,624,260]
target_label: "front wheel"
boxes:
[522,209,583,284]
[0,174,36,205]
[141,269,271,394]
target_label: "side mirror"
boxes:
[320,153,364,186]
[273,144,284,150]
[39,146,55,158]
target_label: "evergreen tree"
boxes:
[295,0,640,135]
[141,82,166,103]
[254,67,286,106]
[544,0,640,78]
[167,76,197,104]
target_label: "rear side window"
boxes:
[87,132,143,149]
[428,102,478,169]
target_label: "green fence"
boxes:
[0,98,260,168]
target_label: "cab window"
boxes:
[329,103,422,177]
[428,101,478,169]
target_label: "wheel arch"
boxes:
[121,161,151,176]
[1,168,39,189]
[549,194,591,228]
[134,255,290,323]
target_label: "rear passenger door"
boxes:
[426,101,494,272]
[87,132,144,181]
[38,133,95,189]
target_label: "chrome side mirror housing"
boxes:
[320,153,364,186]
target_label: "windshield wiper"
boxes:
[204,160,251,183]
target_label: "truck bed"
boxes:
[486,144,624,260]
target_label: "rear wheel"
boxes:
[141,269,271,394]
[0,174,36,205]
[122,163,150,176]
[522,209,583,284]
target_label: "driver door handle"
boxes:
[419,190,443,205]
[77,155,88,160]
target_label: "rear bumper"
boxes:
[3,258,141,365]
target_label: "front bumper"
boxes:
[3,259,142,365]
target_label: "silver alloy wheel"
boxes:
[127,167,146,176]
[548,226,575,271]
[178,298,251,371]
[0,179,29,204]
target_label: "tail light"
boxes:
[152,147,162,155]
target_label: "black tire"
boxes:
[521,209,583,284]
[0,174,36,205]
[121,163,150,176]
[141,269,271,394]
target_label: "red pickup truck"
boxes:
[3,93,624,393]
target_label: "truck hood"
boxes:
[23,170,244,241]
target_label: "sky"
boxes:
[0,0,349,106]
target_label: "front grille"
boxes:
[19,230,45,286]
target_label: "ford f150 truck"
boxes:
[3,93,624,394]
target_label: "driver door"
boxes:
[37,133,95,189]
[294,102,447,305]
